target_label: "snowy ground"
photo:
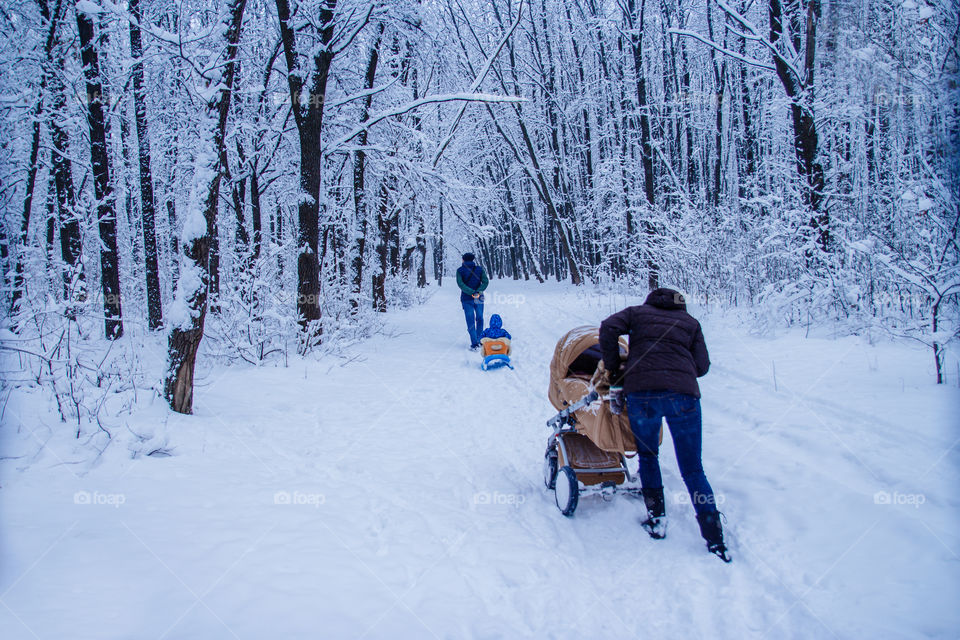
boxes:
[2,280,959,639]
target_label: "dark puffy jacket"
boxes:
[456,261,489,302]
[599,288,710,397]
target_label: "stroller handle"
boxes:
[546,390,600,430]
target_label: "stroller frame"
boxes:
[543,390,635,516]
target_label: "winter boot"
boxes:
[641,488,667,539]
[696,510,732,562]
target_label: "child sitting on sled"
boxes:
[479,314,513,369]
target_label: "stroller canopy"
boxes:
[548,326,635,454]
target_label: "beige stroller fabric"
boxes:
[548,326,637,454]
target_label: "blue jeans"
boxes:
[626,391,718,516]
[461,298,484,346]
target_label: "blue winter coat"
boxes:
[456,261,489,302]
[480,314,511,340]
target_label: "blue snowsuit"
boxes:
[478,314,513,370]
[480,314,511,340]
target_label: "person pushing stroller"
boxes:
[599,288,731,562]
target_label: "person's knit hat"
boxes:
[462,252,475,262]
[645,287,686,310]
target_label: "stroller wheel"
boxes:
[543,453,558,490]
[554,466,579,517]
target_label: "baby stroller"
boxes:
[542,326,661,516]
[479,314,513,370]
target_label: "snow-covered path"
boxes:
[2,281,959,639]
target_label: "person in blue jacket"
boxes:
[456,253,489,350]
[479,314,511,341]
[478,314,513,369]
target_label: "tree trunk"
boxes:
[165,127,181,290]
[625,0,659,290]
[372,182,389,312]
[229,143,249,252]
[208,210,221,312]
[769,0,826,251]
[352,23,383,308]
[434,201,444,285]
[129,0,162,329]
[51,120,82,301]
[388,204,400,278]
[11,0,62,314]
[737,0,757,192]
[249,164,262,262]
[416,218,427,288]
[165,0,247,414]
[707,0,727,208]
[276,0,338,333]
[166,199,179,288]
[274,205,284,277]
[932,296,943,384]
[45,180,56,288]
[46,0,83,304]
[76,2,123,339]
[0,224,10,295]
